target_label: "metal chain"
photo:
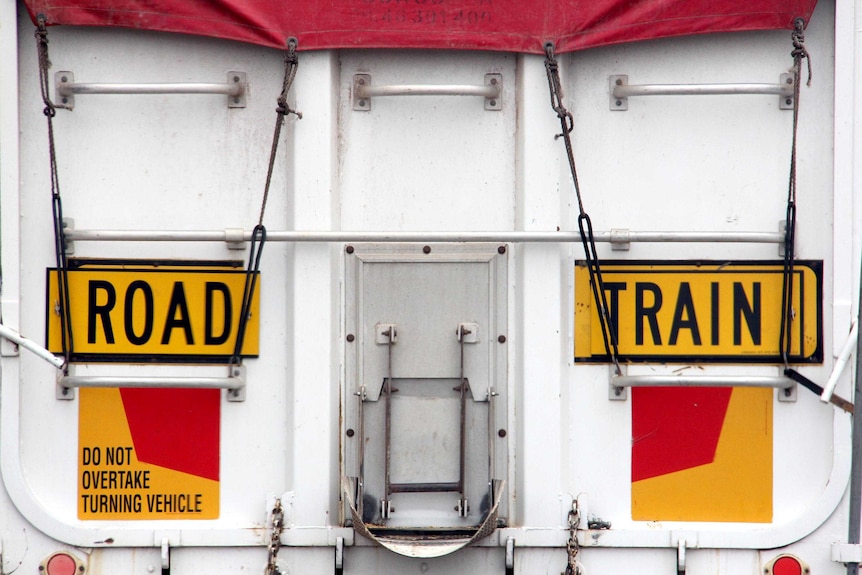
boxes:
[564,500,582,575]
[264,499,285,575]
[779,18,811,368]
[544,42,621,374]
[35,15,71,372]
[232,38,300,366]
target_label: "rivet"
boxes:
[346,245,354,254]
[423,245,432,254]
[498,429,507,437]
[346,428,355,437]
[497,245,506,254]
[346,334,355,342]
[497,335,506,344]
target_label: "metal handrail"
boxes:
[355,83,499,99]
[59,374,244,390]
[612,374,795,390]
[55,71,247,110]
[613,83,793,99]
[610,74,795,111]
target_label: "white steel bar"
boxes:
[613,374,795,390]
[59,375,244,390]
[355,83,499,99]
[57,81,244,97]
[63,229,785,244]
[0,324,65,369]
[613,82,793,98]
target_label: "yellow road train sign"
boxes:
[575,260,822,363]
[47,260,259,362]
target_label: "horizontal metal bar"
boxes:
[57,82,244,97]
[389,482,461,493]
[613,83,793,99]
[63,229,784,244]
[55,71,247,110]
[355,83,499,99]
[59,375,244,390]
[612,374,795,389]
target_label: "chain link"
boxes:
[564,500,582,575]
[265,500,285,575]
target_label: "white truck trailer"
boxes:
[1,0,860,573]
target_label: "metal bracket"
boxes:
[610,74,795,111]
[55,71,247,110]
[161,538,171,571]
[353,73,502,111]
[677,539,687,575]
[505,537,515,575]
[609,365,627,401]
[458,322,479,343]
[226,364,247,402]
[63,218,75,254]
[832,543,862,564]
[610,228,630,251]
[335,536,344,575]
[375,323,397,344]
[224,228,246,251]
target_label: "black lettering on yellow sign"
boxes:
[574,260,823,363]
[47,260,259,363]
[79,443,209,517]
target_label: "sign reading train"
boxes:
[574,260,823,363]
[47,260,260,363]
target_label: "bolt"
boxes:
[346,334,355,342]
[786,98,793,106]
[423,245,431,254]
[615,78,622,86]
[233,369,241,376]
[784,387,792,397]
[498,429,507,437]
[346,428,355,437]
[614,387,622,396]
[786,77,793,84]
[615,99,623,107]
[61,75,68,82]
[346,245,354,254]
[498,335,506,344]
[490,77,498,85]
[489,99,497,106]
[358,78,366,85]
[234,97,240,104]
[233,75,240,83]
[62,97,69,104]
[498,245,506,254]
[359,99,367,107]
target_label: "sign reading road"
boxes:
[575,260,822,363]
[47,260,259,363]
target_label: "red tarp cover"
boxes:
[25,1,818,54]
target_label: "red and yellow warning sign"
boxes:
[78,387,220,520]
[631,386,772,522]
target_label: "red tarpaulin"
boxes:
[25,1,818,54]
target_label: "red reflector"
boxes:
[45,553,78,575]
[772,555,803,575]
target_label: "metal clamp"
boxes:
[353,73,502,111]
[55,71,247,110]
[610,74,795,111]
